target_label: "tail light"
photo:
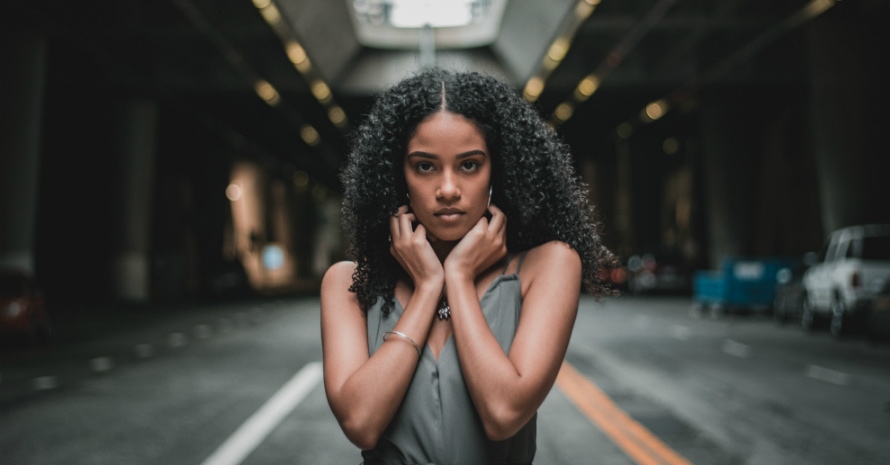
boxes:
[611,268,627,284]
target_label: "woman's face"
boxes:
[404,110,491,243]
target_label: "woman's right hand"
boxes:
[390,205,445,291]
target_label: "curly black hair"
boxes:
[341,68,618,313]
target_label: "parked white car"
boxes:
[801,224,890,337]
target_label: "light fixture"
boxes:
[328,106,347,126]
[642,99,668,122]
[574,75,600,101]
[300,125,320,146]
[254,80,281,106]
[554,103,574,122]
[523,77,544,101]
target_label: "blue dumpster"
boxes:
[693,257,799,312]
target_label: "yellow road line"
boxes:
[556,361,694,465]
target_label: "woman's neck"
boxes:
[431,239,457,263]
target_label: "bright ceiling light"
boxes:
[389,0,476,28]
[350,0,505,49]
[643,99,669,122]
[554,103,574,121]
[301,125,320,146]
[523,76,544,101]
[575,75,600,99]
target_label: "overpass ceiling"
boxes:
[5,0,851,189]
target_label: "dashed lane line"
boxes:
[805,364,850,386]
[670,325,692,341]
[721,339,751,358]
[199,361,323,465]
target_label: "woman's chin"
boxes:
[427,230,465,244]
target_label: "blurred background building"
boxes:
[1,0,887,309]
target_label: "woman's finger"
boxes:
[488,203,506,233]
[389,212,401,241]
[398,212,416,237]
[414,223,427,240]
[390,205,410,241]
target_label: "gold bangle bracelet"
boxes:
[383,330,422,356]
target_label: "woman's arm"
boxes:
[321,206,444,449]
[447,240,582,441]
[321,261,441,449]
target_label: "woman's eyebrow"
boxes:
[406,150,487,159]
[406,151,438,160]
[456,150,487,159]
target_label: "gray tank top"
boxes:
[362,253,535,465]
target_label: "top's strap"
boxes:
[515,250,528,273]
[501,250,529,275]
[501,253,513,274]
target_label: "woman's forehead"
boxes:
[407,112,487,152]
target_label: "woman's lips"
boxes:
[434,208,464,222]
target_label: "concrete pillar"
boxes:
[0,31,47,274]
[112,101,158,301]
[613,139,634,259]
[698,86,823,265]
[698,90,759,267]
[805,4,887,232]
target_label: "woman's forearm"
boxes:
[326,283,440,449]
[446,275,536,440]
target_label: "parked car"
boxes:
[0,269,51,343]
[626,250,691,295]
[772,253,816,325]
[866,278,890,341]
[801,224,890,337]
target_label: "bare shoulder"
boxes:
[321,261,357,310]
[519,241,581,291]
[323,261,356,286]
[525,241,581,269]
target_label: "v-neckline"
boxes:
[393,272,519,363]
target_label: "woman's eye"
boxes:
[416,162,434,172]
[461,160,480,171]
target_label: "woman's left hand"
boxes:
[444,204,508,281]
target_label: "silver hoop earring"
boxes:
[487,185,492,209]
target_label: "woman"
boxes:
[321,68,617,464]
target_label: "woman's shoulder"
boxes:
[321,260,357,291]
[524,240,580,263]
[519,241,581,278]
[513,242,582,297]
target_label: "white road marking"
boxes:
[199,361,324,465]
[134,343,155,358]
[90,356,114,373]
[671,324,692,340]
[168,332,188,348]
[805,364,850,386]
[32,376,59,390]
[194,324,213,339]
[721,339,751,358]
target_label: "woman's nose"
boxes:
[436,172,461,200]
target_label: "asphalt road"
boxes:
[2,295,888,465]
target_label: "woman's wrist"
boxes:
[443,265,476,286]
[413,276,445,297]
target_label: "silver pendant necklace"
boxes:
[437,298,451,320]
